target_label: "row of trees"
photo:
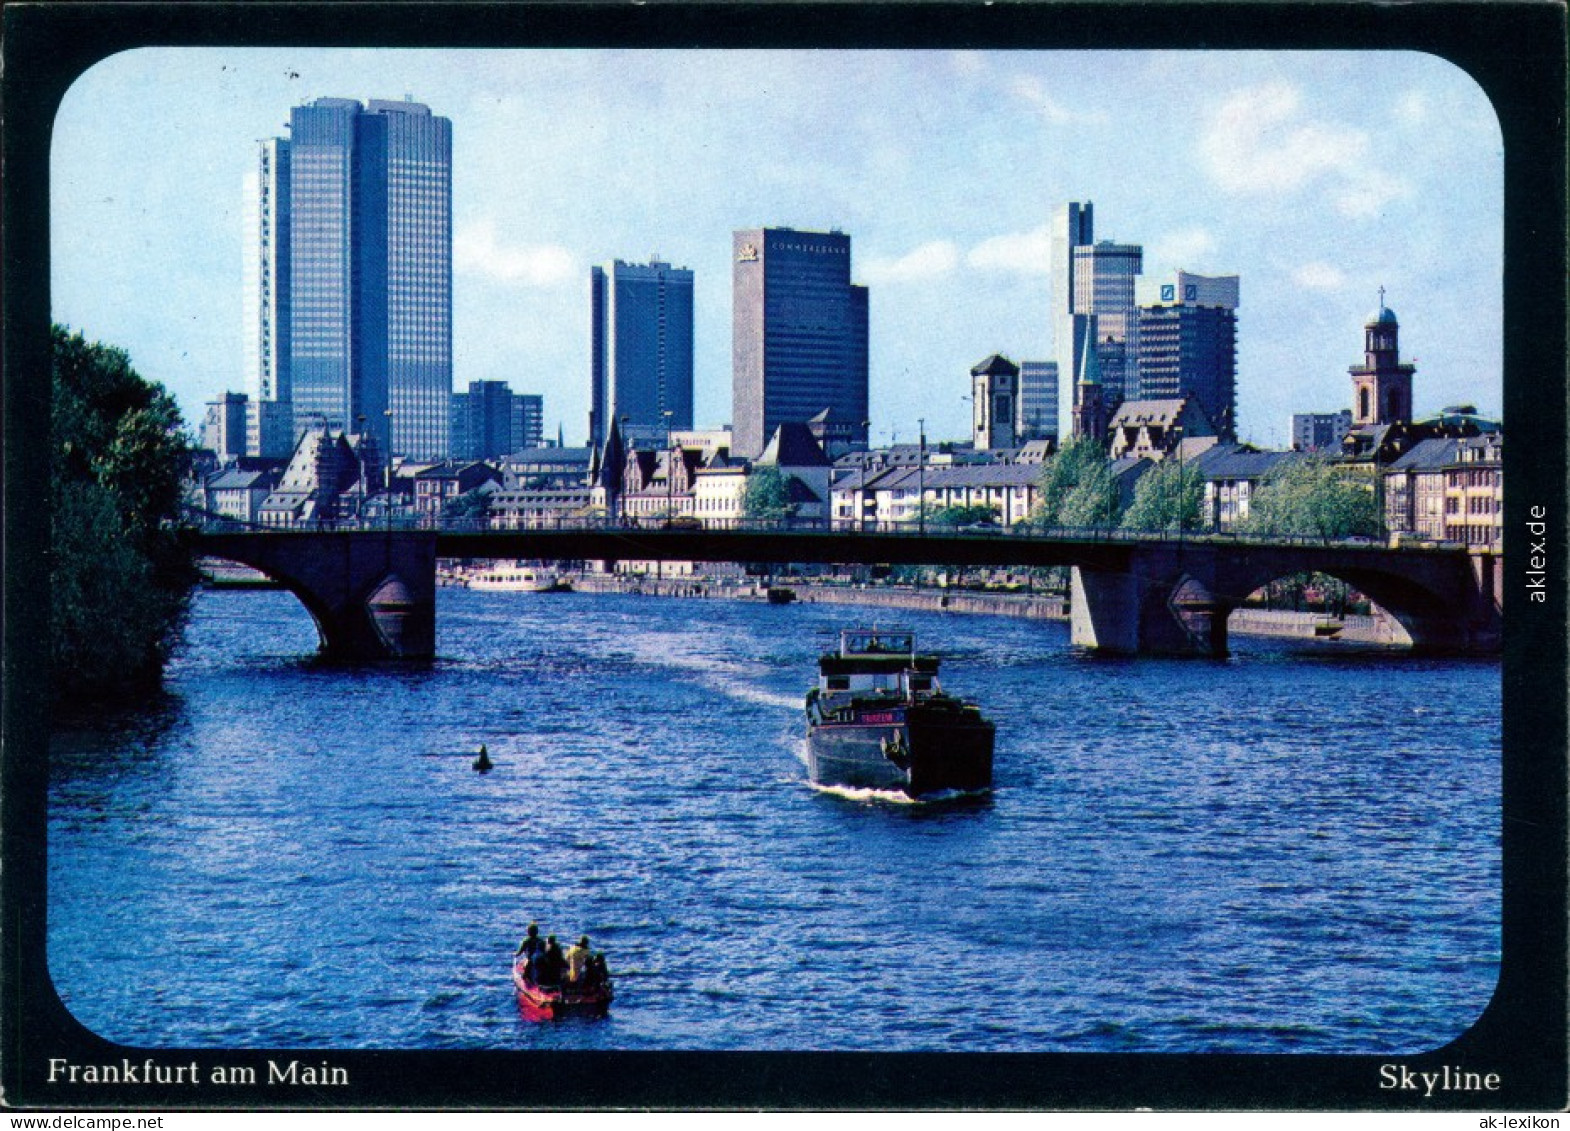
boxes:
[1027,436,1381,540]
[51,325,197,708]
[743,434,1380,540]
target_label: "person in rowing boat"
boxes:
[565,935,592,985]
[584,950,609,991]
[536,936,567,989]
[515,923,547,982]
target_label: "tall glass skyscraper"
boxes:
[732,227,869,459]
[589,259,695,449]
[264,96,452,459]
[1050,202,1142,437]
[241,138,295,458]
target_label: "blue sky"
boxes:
[51,47,1502,449]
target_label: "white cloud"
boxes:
[860,240,960,284]
[454,219,576,286]
[950,51,987,77]
[1333,167,1408,218]
[1293,262,1347,290]
[1200,81,1409,217]
[1009,75,1105,125]
[1147,227,1217,273]
[1395,90,1428,126]
[966,224,1053,275]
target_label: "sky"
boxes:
[50,47,1503,450]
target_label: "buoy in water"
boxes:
[473,744,493,773]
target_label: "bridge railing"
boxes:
[183,505,1468,553]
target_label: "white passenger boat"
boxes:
[466,562,569,593]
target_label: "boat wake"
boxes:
[621,632,801,711]
[804,780,991,805]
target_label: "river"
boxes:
[47,587,1501,1053]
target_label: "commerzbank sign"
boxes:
[736,240,848,262]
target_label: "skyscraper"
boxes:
[1050,202,1142,437]
[589,259,695,449]
[1135,270,1241,440]
[732,227,869,459]
[274,96,452,460]
[1073,241,1142,404]
[243,138,291,410]
[242,138,295,458]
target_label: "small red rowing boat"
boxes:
[512,957,613,1020]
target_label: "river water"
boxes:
[47,587,1501,1053]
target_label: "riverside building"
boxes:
[732,227,869,459]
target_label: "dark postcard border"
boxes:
[3,0,1565,1112]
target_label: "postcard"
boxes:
[3,0,1565,1117]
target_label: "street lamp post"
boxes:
[661,410,673,583]
[383,409,394,531]
[618,415,631,528]
[664,410,675,521]
[918,418,926,536]
[355,414,367,525]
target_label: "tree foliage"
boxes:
[443,486,492,520]
[1056,460,1122,530]
[742,465,796,520]
[1239,458,1381,541]
[51,325,196,706]
[1031,436,1121,529]
[927,503,999,528]
[1120,458,1205,533]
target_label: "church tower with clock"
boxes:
[1349,289,1417,426]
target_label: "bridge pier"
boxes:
[1070,566,1235,658]
[197,530,438,661]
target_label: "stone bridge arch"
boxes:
[1073,542,1499,658]
[193,531,438,660]
[1209,548,1500,656]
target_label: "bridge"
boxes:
[189,516,1503,661]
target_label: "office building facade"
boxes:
[1291,410,1354,452]
[201,392,250,460]
[1135,270,1240,440]
[590,259,695,449]
[451,381,543,461]
[281,96,452,460]
[732,227,869,459]
[1050,202,1142,437]
[1017,360,1059,443]
[243,138,291,421]
[514,394,544,453]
